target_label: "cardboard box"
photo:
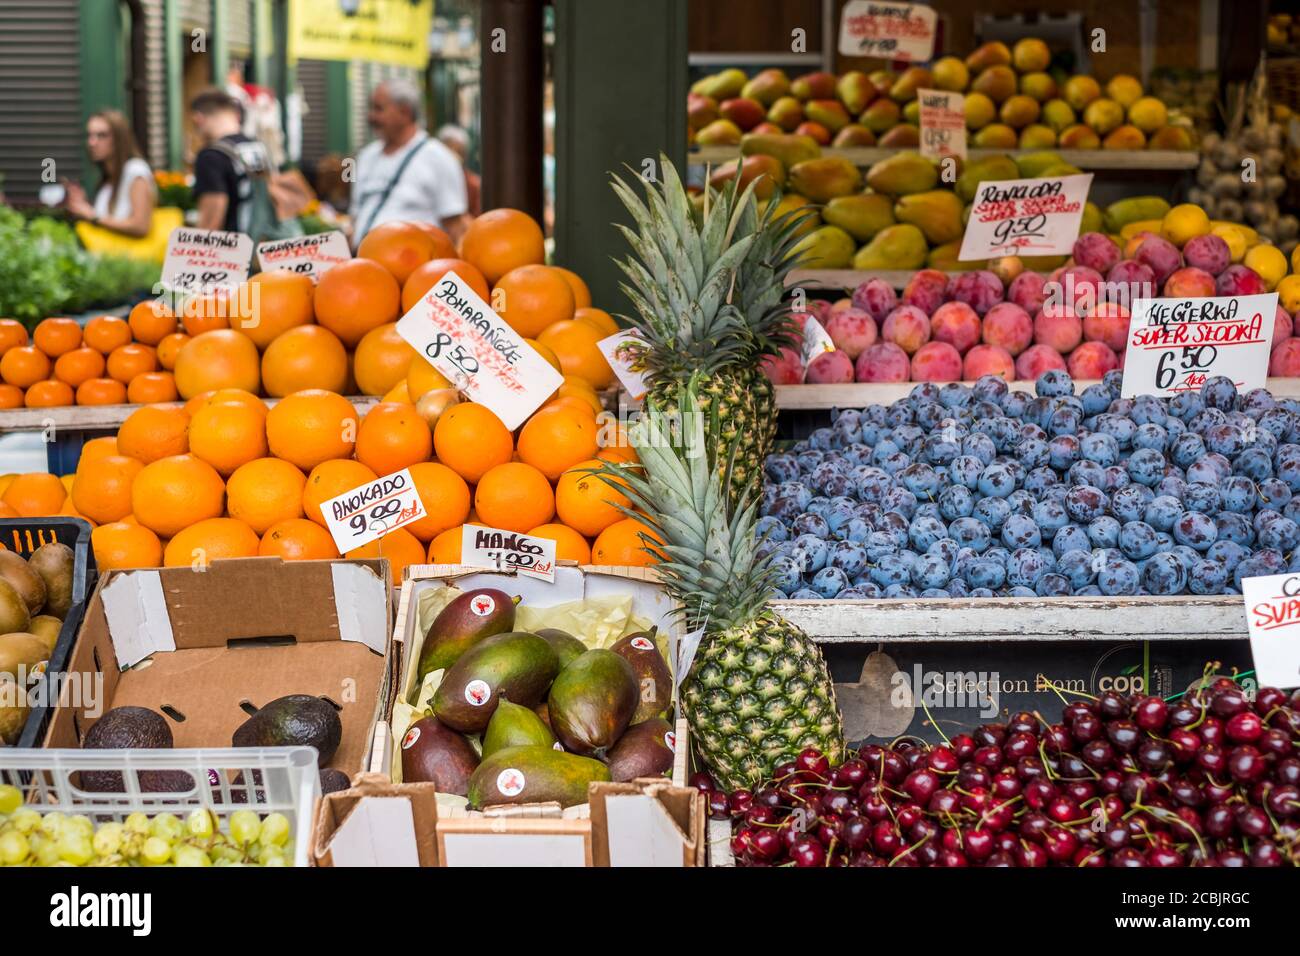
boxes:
[45,557,395,775]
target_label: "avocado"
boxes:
[0,579,30,635]
[535,628,587,669]
[611,630,673,723]
[547,649,639,758]
[0,552,44,617]
[433,631,559,734]
[26,542,74,620]
[606,718,676,782]
[232,694,342,766]
[417,588,519,680]
[467,745,611,809]
[81,706,193,793]
[400,715,480,793]
[482,698,556,758]
[320,768,351,795]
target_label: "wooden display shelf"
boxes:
[0,397,382,432]
[786,268,999,291]
[688,145,1200,171]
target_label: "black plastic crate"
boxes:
[0,517,96,747]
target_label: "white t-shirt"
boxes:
[351,131,468,243]
[94,157,154,220]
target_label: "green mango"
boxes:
[792,225,856,269]
[852,224,928,271]
[893,190,965,244]
[433,632,559,734]
[547,650,638,758]
[955,155,1020,203]
[865,152,938,197]
[535,628,587,669]
[740,133,821,169]
[1012,150,1065,178]
[482,698,557,758]
[467,746,611,809]
[787,157,863,202]
[822,193,896,243]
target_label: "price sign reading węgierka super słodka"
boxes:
[958,174,1093,261]
[321,468,426,553]
[461,525,557,582]
[395,271,564,430]
[1120,293,1278,399]
[161,227,253,294]
[1240,572,1300,689]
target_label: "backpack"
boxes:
[210,139,303,243]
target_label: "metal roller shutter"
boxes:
[298,58,328,171]
[227,0,253,58]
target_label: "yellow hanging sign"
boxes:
[288,0,435,70]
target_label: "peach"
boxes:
[1083,302,1131,353]
[982,302,1034,355]
[830,297,853,312]
[1273,305,1294,345]
[1033,307,1083,353]
[760,346,804,385]
[1182,234,1231,276]
[910,341,964,382]
[881,305,931,355]
[1133,236,1182,285]
[1015,343,1067,380]
[1106,260,1157,303]
[851,277,898,322]
[902,269,950,314]
[965,343,1017,381]
[1163,267,1216,298]
[1072,232,1121,274]
[824,308,878,359]
[1067,341,1120,379]
[1007,270,1048,314]
[1269,337,1300,376]
[805,349,855,383]
[950,270,1006,316]
[930,301,982,354]
[1216,264,1267,297]
[855,342,911,382]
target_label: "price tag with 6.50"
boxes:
[461,525,557,582]
[256,231,351,281]
[320,468,426,554]
[958,174,1093,261]
[161,227,253,294]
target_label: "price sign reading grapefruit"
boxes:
[958,174,1094,261]
[1120,293,1277,399]
[1241,572,1300,689]
[256,231,351,281]
[320,467,426,553]
[161,227,253,294]
[838,1,937,62]
[395,270,564,430]
[461,525,557,582]
[918,89,966,161]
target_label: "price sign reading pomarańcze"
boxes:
[1240,573,1300,690]
[161,227,253,294]
[395,270,564,430]
[320,467,427,553]
[256,231,351,281]
[461,525,557,582]
[1120,293,1278,399]
[957,174,1093,261]
[918,89,966,161]
[838,1,937,62]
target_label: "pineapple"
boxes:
[606,380,844,789]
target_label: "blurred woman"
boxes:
[64,110,156,238]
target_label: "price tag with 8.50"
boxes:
[161,227,253,295]
[461,525,557,582]
[320,468,426,554]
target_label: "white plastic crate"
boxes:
[0,747,321,867]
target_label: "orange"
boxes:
[180,290,233,336]
[382,380,412,404]
[83,315,131,354]
[2,473,67,516]
[406,355,452,401]
[474,462,554,532]
[261,324,349,397]
[155,332,189,370]
[126,371,179,404]
[117,405,190,464]
[173,329,261,399]
[75,378,128,406]
[32,317,82,357]
[314,258,401,347]
[189,387,267,418]
[555,459,630,537]
[597,423,639,464]
[401,258,490,312]
[551,267,592,309]
[427,524,467,563]
[358,221,438,285]
[23,380,74,407]
[433,402,513,483]
[1,346,51,388]
[404,461,470,542]
[516,405,599,481]
[163,517,259,567]
[0,501,16,518]
[91,522,163,570]
[0,384,22,408]
[0,319,28,353]
[526,338,562,373]
[409,221,458,258]
[493,265,576,339]
[265,389,359,470]
[352,323,415,397]
[188,401,268,476]
[53,347,105,387]
[231,272,315,349]
[127,300,177,346]
[131,454,226,538]
[591,517,662,567]
[537,320,614,389]
[259,518,340,560]
[345,527,425,582]
[106,343,157,383]
[527,522,592,564]
[573,307,619,338]
[302,459,378,526]
[545,394,599,419]
[78,436,119,468]
[355,402,433,475]
[71,454,142,524]
[226,458,306,534]
[460,208,545,284]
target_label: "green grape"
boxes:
[67,815,95,838]
[262,853,288,867]
[39,812,66,838]
[140,836,171,865]
[229,810,261,846]
[151,812,182,841]
[186,808,215,840]
[259,812,291,847]
[57,833,94,866]
[210,844,242,864]
[92,823,124,857]
[124,812,151,835]
[0,784,21,815]
[0,830,30,865]
[35,840,62,867]
[9,808,40,834]
[172,844,211,867]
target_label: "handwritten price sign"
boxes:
[395,271,564,430]
[800,317,836,381]
[597,329,650,401]
[838,1,937,62]
[321,468,426,554]
[1120,293,1278,399]
[1241,573,1300,689]
[161,227,253,294]
[461,525,557,582]
[918,89,966,161]
[256,231,351,281]
[958,174,1094,261]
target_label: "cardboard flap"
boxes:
[314,777,441,867]
[480,801,564,819]
[102,570,173,669]
[331,562,389,653]
[589,780,705,867]
[436,818,593,867]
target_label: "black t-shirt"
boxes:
[193,133,269,233]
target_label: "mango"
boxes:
[1020,72,1058,103]
[902,100,920,125]
[1058,124,1101,149]
[973,123,1019,149]
[482,697,556,758]
[972,66,1017,104]
[1083,98,1124,136]
[931,56,969,92]
[964,92,996,130]
[868,70,895,97]
[823,194,894,242]
[788,157,862,201]
[1107,75,1144,109]
[836,70,877,114]
[720,97,766,132]
[1081,201,1104,235]
[535,627,587,669]
[418,587,519,679]
[966,41,1011,72]
[709,154,785,199]
[1012,38,1051,73]
[955,155,1019,203]
[1013,151,1065,178]
[1103,125,1146,150]
[1148,126,1193,150]
[928,241,981,271]
[791,71,836,101]
[1041,99,1076,133]
[433,631,559,734]
[866,151,937,196]
[740,132,820,169]
[852,224,928,271]
[400,715,480,793]
[1020,254,1069,271]
[606,718,675,783]
[695,119,742,146]
[547,649,638,757]
[1000,95,1041,130]
[1127,96,1168,134]
[894,190,965,244]
[879,125,920,148]
[687,93,718,131]
[767,96,805,131]
[1019,125,1058,149]
[890,66,932,102]
[611,631,673,724]
[1063,75,1102,112]
[832,124,877,148]
[692,69,746,102]
[742,68,790,106]
[860,98,901,133]
[793,225,856,269]
[805,99,850,133]
[466,745,610,809]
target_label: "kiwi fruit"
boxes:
[0,580,31,636]
[0,552,45,616]
[27,615,63,656]
[26,543,73,620]
[0,632,48,680]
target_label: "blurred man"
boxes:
[351,80,469,245]
[436,124,481,217]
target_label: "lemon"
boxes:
[1278,275,1300,316]
[1244,244,1288,291]
[1159,204,1211,247]
[1211,224,1248,263]
[1292,243,1300,276]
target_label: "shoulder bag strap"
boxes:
[354,138,431,241]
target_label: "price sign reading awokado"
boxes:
[396,271,564,430]
[918,89,966,161]
[161,227,253,294]
[838,1,937,62]
[957,174,1093,261]
[1240,573,1300,689]
[461,525,557,582]
[256,231,351,281]
[1120,293,1278,399]
[321,467,426,554]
